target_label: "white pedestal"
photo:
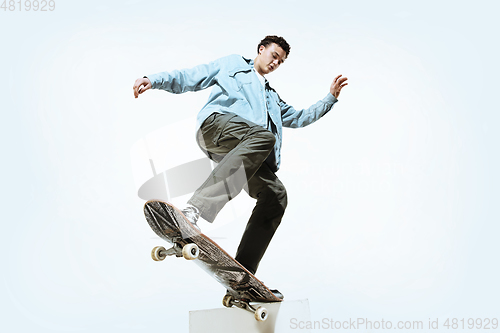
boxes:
[189,299,311,333]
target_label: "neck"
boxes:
[253,57,265,76]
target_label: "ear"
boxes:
[258,45,266,54]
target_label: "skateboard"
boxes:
[143,200,283,321]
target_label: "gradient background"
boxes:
[1,0,499,332]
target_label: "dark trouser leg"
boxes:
[234,162,287,274]
[188,113,276,222]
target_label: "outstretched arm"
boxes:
[132,59,222,98]
[280,74,348,128]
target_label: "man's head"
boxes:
[254,35,291,76]
[257,35,291,58]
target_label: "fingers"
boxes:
[334,77,348,92]
[133,77,150,98]
[330,75,348,98]
[333,75,348,85]
[337,77,348,85]
[133,78,141,98]
[331,76,348,88]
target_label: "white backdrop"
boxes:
[1,0,499,332]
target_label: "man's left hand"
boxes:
[330,75,348,99]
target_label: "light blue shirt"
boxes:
[146,54,338,170]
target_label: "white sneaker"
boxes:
[181,205,201,232]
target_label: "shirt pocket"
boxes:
[228,68,253,91]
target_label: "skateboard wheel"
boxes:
[182,243,199,260]
[151,246,166,261]
[255,306,268,322]
[222,294,233,308]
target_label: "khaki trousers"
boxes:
[188,112,288,274]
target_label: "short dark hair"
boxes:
[257,35,291,58]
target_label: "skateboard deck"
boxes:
[143,200,283,305]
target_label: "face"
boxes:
[255,43,287,75]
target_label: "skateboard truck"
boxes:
[151,242,268,322]
[151,238,200,261]
[222,294,268,322]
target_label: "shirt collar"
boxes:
[243,56,269,86]
[242,56,254,66]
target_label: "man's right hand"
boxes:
[133,77,152,98]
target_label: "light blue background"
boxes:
[1,0,499,331]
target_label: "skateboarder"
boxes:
[133,35,348,281]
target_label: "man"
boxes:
[133,36,348,290]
